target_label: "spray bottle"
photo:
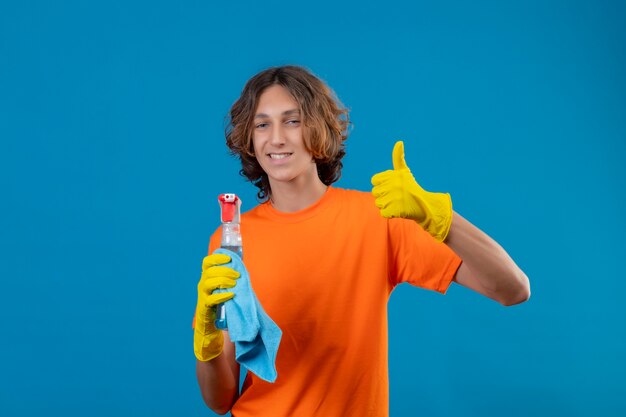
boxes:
[215,193,243,330]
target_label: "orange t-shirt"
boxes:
[208,187,461,417]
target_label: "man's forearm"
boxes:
[446,212,530,306]
[196,336,239,415]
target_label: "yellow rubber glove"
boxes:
[371,141,453,242]
[193,253,240,362]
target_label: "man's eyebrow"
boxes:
[254,109,301,119]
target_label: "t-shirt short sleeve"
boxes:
[387,217,462,293]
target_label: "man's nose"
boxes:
[269,123,286,146]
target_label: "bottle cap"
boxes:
[218,193,240,223]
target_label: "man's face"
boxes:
[252,85,317,186]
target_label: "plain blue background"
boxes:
[1,1,625,416]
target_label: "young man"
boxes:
[193,65,530,416]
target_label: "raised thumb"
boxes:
[392,141,408,170]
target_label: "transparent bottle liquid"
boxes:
[215,194,242,330]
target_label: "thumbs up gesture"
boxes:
[371,141,453,242]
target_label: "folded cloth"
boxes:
[213,248,282,383]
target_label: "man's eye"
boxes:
[286,120,300,125]
[255,123,268,129]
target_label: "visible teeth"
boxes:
[269,153,292,159]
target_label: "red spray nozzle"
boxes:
[218,193,241,223]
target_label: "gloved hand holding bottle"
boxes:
[193,253,240,362]
[371,141,453,242]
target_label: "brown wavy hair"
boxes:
[225,65,350,201]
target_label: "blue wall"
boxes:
[1,1,624,415]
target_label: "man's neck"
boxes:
[268,177,328,213]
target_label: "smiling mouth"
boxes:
[268,153,293,160]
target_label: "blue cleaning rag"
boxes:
[213,248,282,383]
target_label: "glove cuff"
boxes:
[424,192,453,242]
[194,327,224,362]
[193,305,223,362]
